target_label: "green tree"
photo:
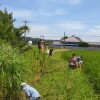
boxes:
[79,42,89,47]
[0,8,29,47]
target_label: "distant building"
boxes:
[52,41,62,46]
[61,35,83,46]
[52,36,83,47]
[88,42,100,48]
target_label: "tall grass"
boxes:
[0,43,27,99]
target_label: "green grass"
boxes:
[0,45,99,100]
[61,49,100,98]
[34,50,98,100]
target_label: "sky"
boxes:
[0,0,100,42]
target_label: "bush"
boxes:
[79,42,89,47]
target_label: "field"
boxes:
[0,44,100,100]
[35,49,100,100]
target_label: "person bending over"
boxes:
[21,82,41,100]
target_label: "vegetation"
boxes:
[0,8,100,100]
[0,43,27,99]
[79,42,89,47]
[61,49,100,99]
[0,9,29,48]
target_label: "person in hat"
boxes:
[41,40,45,53]
[37,40,45,53]
[28,40,32,46]
[71,56,83,69]
[20,82,40,100]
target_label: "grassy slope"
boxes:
[34,50,98,100]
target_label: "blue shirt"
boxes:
[25,85,40,100]
[72,56,81,62]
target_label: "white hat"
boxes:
[80,61,83,64]
[21,82,27,90]
[41,40,44,42]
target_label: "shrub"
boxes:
[79,42,89,47]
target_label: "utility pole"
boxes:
[64,32,65,48]
[23,20,28,40]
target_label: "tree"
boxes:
[0,8,29,47]
[79,42,89,47]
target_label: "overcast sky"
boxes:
[0,0,100,42]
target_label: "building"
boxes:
[61,35,83,46]
[52,41,62,46]
[88,42,100,48]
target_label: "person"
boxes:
[71,56,83,69]
[28,40,32,46]
[20,82,41,100]
[41,40,45,53]
[38,39,42,50]
[48,49,53,58]
[37,40,45,54]
[46,47,49,54]
[70,53,75,62]
[69,54,83,69]
[69,53,76,68]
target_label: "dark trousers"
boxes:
[35,97,40,100]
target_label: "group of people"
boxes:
[28,39,54,58]
[69,53,83,69]
[38,39,53,57]
[24,40,83,100]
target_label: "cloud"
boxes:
[57,22,86,30]
[12,10,33,19]
[54,9,66,15]
[27,24,63,39]
[37,8,66,17]
[29,24,49,34]
[37,12,53,17]
[68,0,82,5]
[1,6,33,19]
[88,25,100,36]
[6,7,65,19]
[81,25,100,41]
[94,25,100,29]
[51,0,83,5]
[37,0,82,5]
[26,23,100,41]
[20,0,81,5]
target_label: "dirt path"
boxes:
[33,49,69,85]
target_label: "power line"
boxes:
[17,20,100,24]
